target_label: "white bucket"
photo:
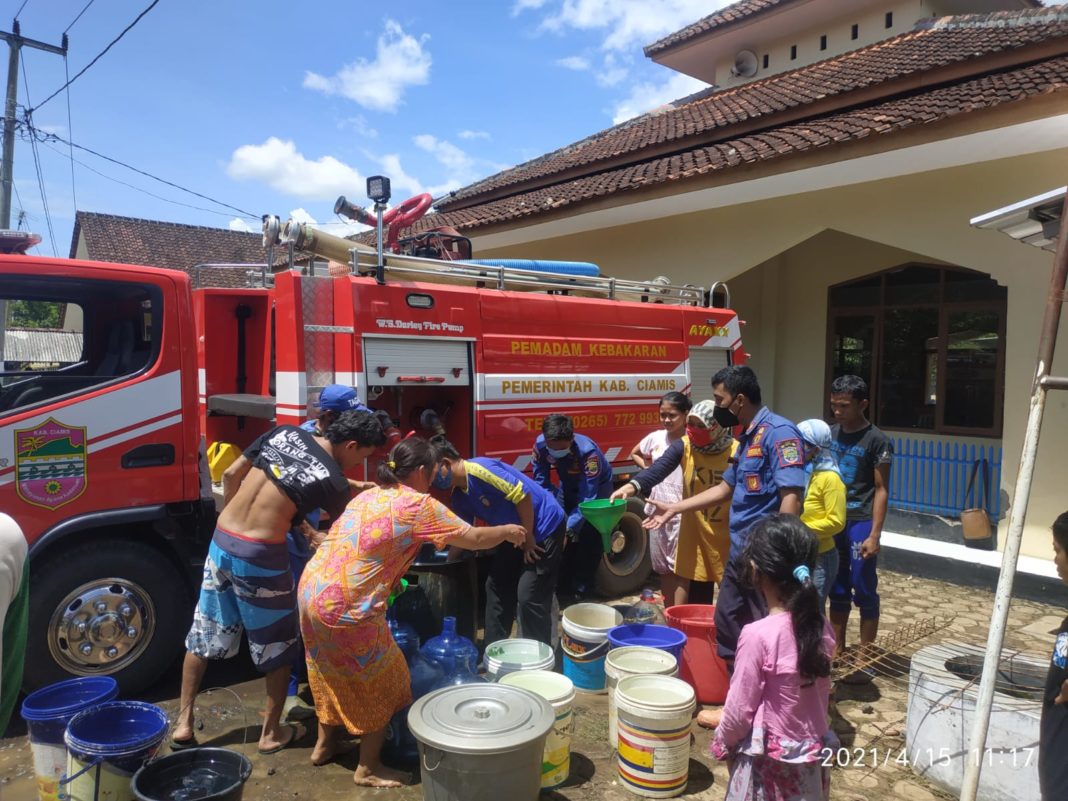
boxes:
[499,671,576,789]
[605,646,679,750]
[615,675,696,798]
[484,638,555,682]
[560,603,622,693]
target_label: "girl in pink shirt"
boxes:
[711,514,837,801]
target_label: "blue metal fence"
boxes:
[887,437,1003,519]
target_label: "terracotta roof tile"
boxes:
[645,0,793,56]
[439,9,1068,212]
[412,56,1068,235]
[71,212,296,288]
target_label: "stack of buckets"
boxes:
[560,603,622,692]
[20,677,169,801]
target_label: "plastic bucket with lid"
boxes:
[499,671,575,789]
[19,676,119,801]
[63,701,169,801]
[604,646,678,750]
[483,638,555,682]
[664,604,730,704]
[131,747,253,801]
[560,603,622,693]
[607,623,687,661]
[615,675,696,798]
[408,683,555,801]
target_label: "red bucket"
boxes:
[664,604,730,704]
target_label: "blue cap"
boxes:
[315,384,366,413]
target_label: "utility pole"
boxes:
[0,20,67,229]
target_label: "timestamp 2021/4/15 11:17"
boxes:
[820,746,1037,768]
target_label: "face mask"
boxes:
[431,463,453,490]
[686,425,713,448]
[712,398,740,429]
[547,446,572,459]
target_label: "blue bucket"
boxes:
[20,677,119,801]
[607,624,687,660]
[63,701,169,801]
[561,638,611,692]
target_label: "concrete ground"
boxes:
[1,567,1060,801]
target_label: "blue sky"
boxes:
[7,0,728,256]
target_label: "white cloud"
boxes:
[521,0,725,52]
[288,208,317,225]
[303,20,431,112]
[226,137,364,201]
[458,129,491,141]
[372,134,483,201]
[339,115,378,138]
[611,72,708,124]
[595,53,627,87]
[377,153,428,198]
[228,218,253,232]
[556,55,590,71]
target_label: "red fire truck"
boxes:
[0,218,744,693]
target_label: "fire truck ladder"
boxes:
[270,218,730,309]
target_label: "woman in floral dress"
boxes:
[298,437,526,788]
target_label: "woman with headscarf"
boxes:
[797,418,847,610]
[612,399,735,604]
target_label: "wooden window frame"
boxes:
[824,264,1006,438]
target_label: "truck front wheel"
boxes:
[594,498,653,597]
[26,538,192,695]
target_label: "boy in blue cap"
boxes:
[532,414,612,600]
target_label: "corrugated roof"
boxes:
[3,328,83,363]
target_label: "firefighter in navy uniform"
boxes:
[532,414,613,600]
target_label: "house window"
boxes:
[827,265,1007,436]
[790,44,797,60]
[851,23,859,40]
[885,11,893,28]
[820,34,827,51]
[763,54,769,69]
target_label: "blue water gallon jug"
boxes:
[384,614,444,765]
[420,616,479,673]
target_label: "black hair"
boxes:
[324,409,386,447]
[429,434,461,461]
[741,514,830,681]
[1054,512,1068,551]
[660,391,692,414]
[830,374,869,402]
[542,414,574,441]
[377,437,438,485]
[711,365,762,406]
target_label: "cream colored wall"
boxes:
[479,148,1068,560]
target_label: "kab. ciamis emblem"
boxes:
[15,418,87,510]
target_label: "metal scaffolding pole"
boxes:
[960,191,1068,801]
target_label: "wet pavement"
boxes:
[1,567,1060,801]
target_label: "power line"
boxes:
[62,53,76,212]
[13,0,31,21]
[20,53,56,255]
[32,127,258,218]
[30,0,160,113]
[64,0,97,34]
[37,138,252,219]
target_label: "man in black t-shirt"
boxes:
[173,411,384,755]
[1041,512,1068,799]
[827,375,893,669]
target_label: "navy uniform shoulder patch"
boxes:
[776,438,803,467]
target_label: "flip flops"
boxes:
[257,721,308,756]
[169,735,199,751]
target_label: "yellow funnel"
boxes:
[580,498,626,553]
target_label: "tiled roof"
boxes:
[411,55,1068,233]
[645,0,794,56]
[438,9,1068,211]
[70,212,295,288]
[3,328,83,363]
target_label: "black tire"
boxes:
[594,498,652,597]
[25,538,192,695]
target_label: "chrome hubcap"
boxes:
[49,578,155,674]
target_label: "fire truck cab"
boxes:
[0,224,744,693]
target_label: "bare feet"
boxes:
[353,764,411,788]
[696,707,723,729]
[310,738,358,766]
